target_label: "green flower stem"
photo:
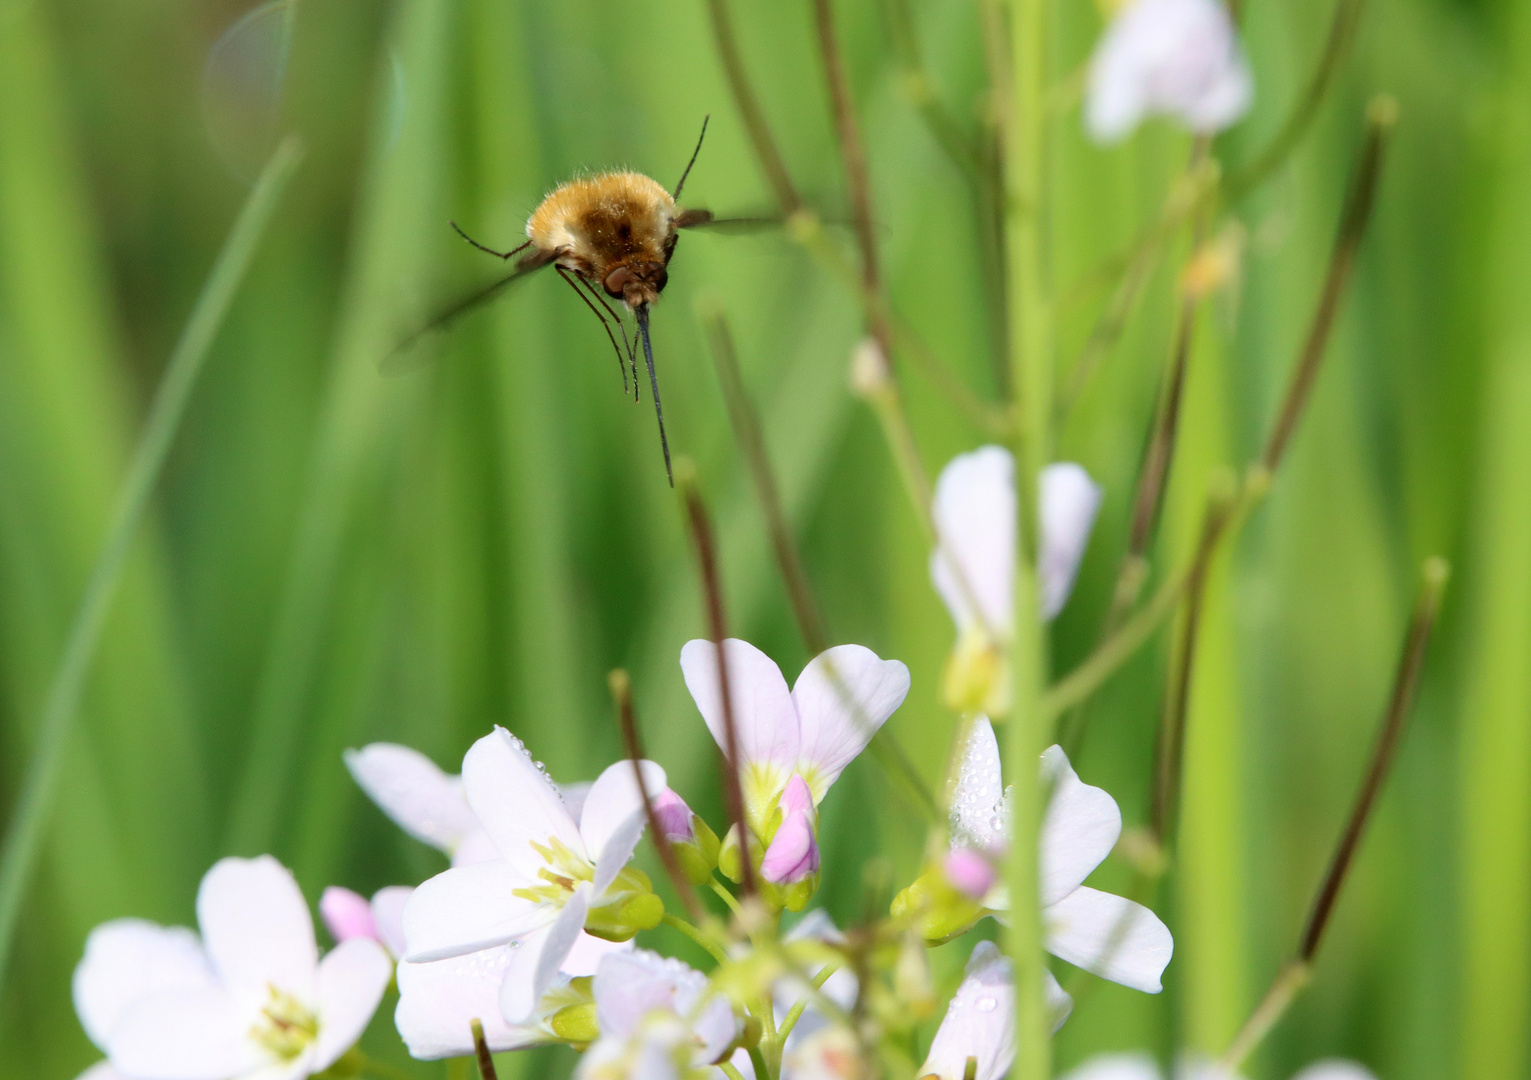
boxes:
[0,135,302,988]
[663,912,732,967]
[720,1062,749,1080]
[776,962,841,1042]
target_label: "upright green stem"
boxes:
[1000,0,1053,1071]
[0,137,301,987]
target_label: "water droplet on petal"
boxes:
[976,996,997,1012]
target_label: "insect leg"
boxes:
[635,305,673,486]
[451,221,533,261]
[573,273,642,403]
[672,115,710,202]
[556,266,630,394]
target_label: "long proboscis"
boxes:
[636,305,673,486]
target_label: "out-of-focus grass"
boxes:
[0,0,1526,1077]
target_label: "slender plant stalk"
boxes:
[702,0,801,214]
[470,1019,499,1080]
[678,463,757,896]
[0,136,301,987]
[610,669,705,919]
[1262,97,1396,471]
[1219,557,1448,1070]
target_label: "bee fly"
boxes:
[393,118,735,486]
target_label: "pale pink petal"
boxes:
[1039,745,1122,906]
[320,887,377,944]
[344,743,477,854]
[1044,969,1073,1032]
[395,946,554,1059]
[680,638,800,769]
[580,759,668,866]
[790,645,910,799]
[919,942,1015,1080]
[949,718,1008,853]
[761,776,819,884]
[107,986,259,1079]
[370,886,413,958]
[652,789,695,842]
[562,933,634,977]
[593,810,648,896]
[402,861,550,963]
[451,828,502,868]
[1290,1063,1378,1080]
[558,781,595,824]
[196,856,317,999]
[594,950,736,1065]
[462,728,586,875]
[1038,463,1102,620]
[499,888,588,1023]
[73,919,215,1050]
[944,848,998,901]
[1043,886,1173,993]
[311,938,393,1071]
[1058,1053,1162,1080]
[930,446,1015,638]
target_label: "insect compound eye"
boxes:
[603,265,630,298]
[653,266,669,293]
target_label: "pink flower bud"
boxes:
[943,847,997,901]
[652,787,695,842]
[320,886,378,943]
[762,776,820,884]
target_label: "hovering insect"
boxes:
[392,118,752,486]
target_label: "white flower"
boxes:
[1085,0,1253,144]
[679,639,909,884]
[576,949,738,1080]
[72,856,392,1080]
[345,741,591,867]
[931,448,1101,714]
[1060,1053,1377,1080]
[947,719,1173,993]
[917,942,1073,1080]
[400,727,666,1024]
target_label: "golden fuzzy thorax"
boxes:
[525,171,676,286]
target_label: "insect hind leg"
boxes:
[573,273,642,403]
[451,220,532,261]
[556,266,631,395]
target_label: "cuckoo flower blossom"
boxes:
[917,942,1073,1080]
[902,719,1173,993]
[401,727,667,1024]
[575,949,738,1080]
[1085,0,1252,144]
[931,447,1101,715]
[1061,1054,1377,1080]
[321,885,412,958]
[680,639,910,889]
[73,856,391,1080]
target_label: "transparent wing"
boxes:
[381,252,553,374]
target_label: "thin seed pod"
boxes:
[702,0,801,214]
[609,669,705,919]
[677,464,757,896]
[471,1019,499,1080]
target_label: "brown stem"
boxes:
[677,465,757,896]
[702,0,802,214]
[470,1019,498,1080]
[1220,557,1448,1071]
[1261,96,1396,472]
[609,669,705,919]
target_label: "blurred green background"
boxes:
[2,0,1529,1076]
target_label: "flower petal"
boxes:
[1058,1053,1163,1080]
[931,446,1015,637]
[403,861,550,963]
[580,759,668,866]
[452,828,502,868]
[1290,1063,1378,1080]
[680,638,800,771]
[790,645,910,799]
[594,948,706,1038]
[73,919,215,1050]
[949,717,1007,853]
[107,986,259,1079]
[370,886,413,958]
[562,932,634,977]
[311,938,394,1071]
[558,781,594,824]
[593,810,648,896]
[1043,968,1073,1032]
[499,888,588,1023]
[197,856,317,999]
[1043,886,1173,993]
[919,941,1015,1080]
[344,743,477,854]
[1039,745,1121,906]
[396,946,553,1059]
[320,887,377,945]
[76,1063,132,1080]
[463,727,586,874]
[1038,464,1102,620]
